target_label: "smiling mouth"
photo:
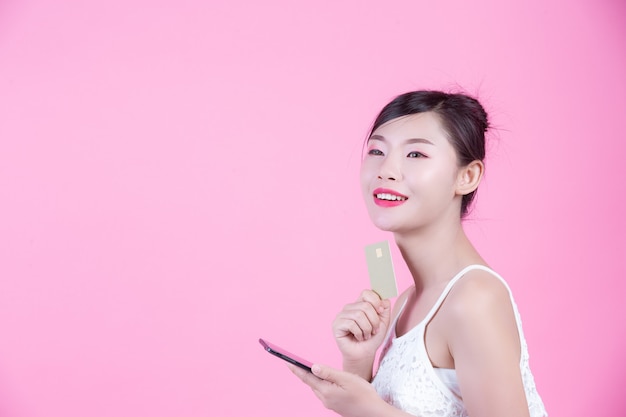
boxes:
[375,193,408,201]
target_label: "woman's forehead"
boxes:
[370,112,448,142]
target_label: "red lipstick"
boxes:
[372,188,408,207]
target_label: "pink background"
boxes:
[1,1,625,416]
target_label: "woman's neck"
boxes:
[394,219,485,291]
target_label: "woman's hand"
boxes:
[290,364,390,417]
[332,290,391,369]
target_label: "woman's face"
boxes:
[360,112,462,233]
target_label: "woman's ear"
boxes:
[455,160,484,196]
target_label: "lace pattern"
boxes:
[373,330,467,417]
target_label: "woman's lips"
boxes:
[373,188,408,207]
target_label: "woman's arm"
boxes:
[447,272,531,417]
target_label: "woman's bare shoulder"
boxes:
[444,268,516,327]
[450,268,511,303]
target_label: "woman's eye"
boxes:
[407,151,426,158]
[368,149,384,156]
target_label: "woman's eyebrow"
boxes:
[369,134,434,145]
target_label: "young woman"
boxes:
[291,91,547,417]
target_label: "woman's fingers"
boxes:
[333,292,387,341]
[345,306,378,336]
[359,290,392,327]
[334,314,369,341]
[358,289,383,306]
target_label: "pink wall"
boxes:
[1,1,625,416]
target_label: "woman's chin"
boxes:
[370,218,404,233]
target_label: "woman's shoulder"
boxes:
[441,267,523,372]
[444,266,515,325]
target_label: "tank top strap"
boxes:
[422,264,505,324]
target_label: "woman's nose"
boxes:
[377,156,401,181]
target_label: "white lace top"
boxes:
[371,265,547,417]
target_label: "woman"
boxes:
[290,91,547,417]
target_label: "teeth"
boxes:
[376,193,407,201]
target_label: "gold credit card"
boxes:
[364,241,398,299]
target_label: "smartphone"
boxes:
[258,338,313,372]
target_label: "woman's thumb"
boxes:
[312,364,340,384]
